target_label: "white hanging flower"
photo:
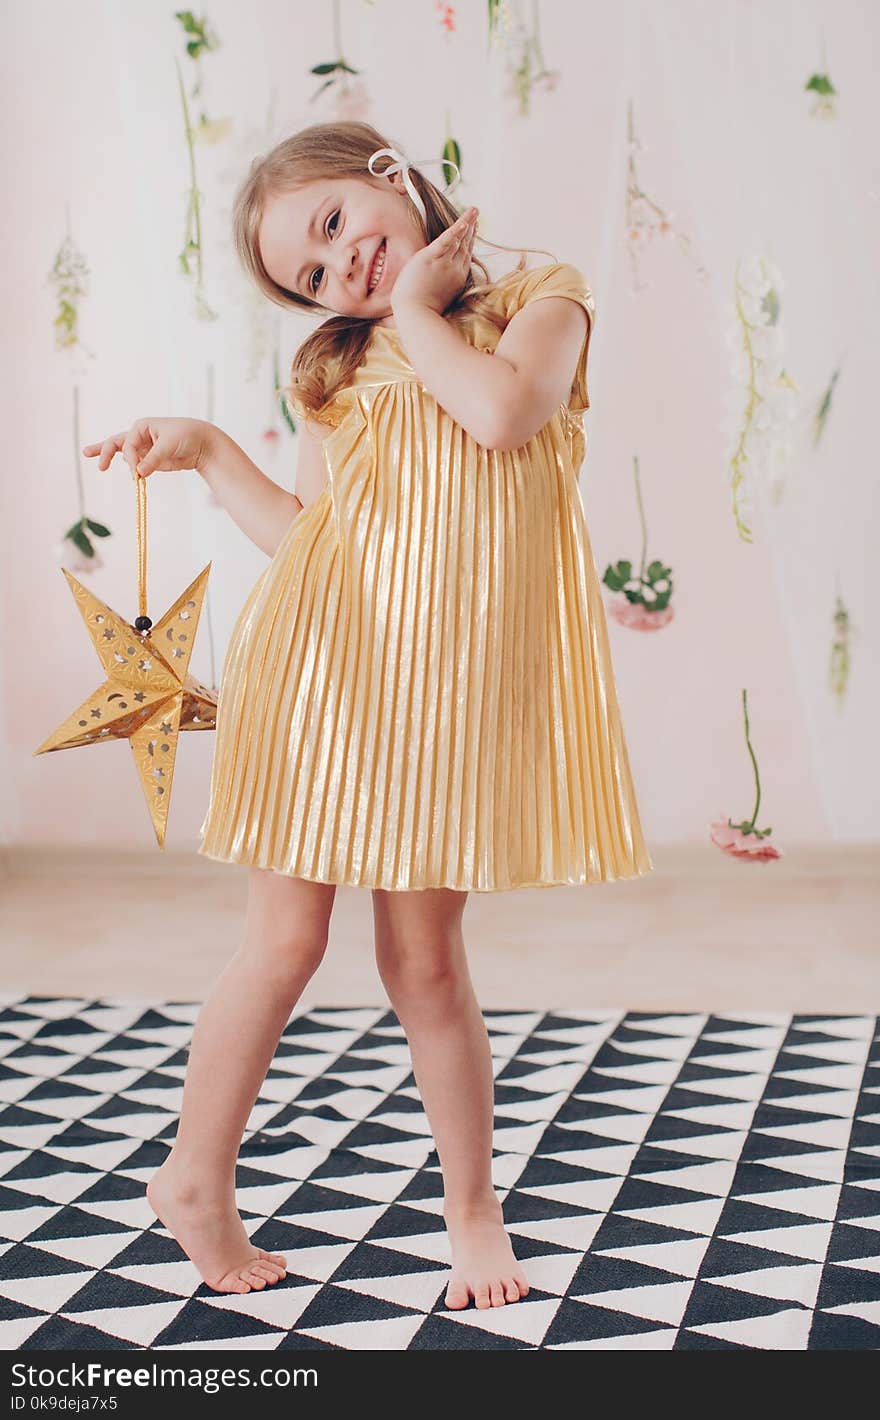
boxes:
[720,252,801,539]
[54,536,105,574]
[194,115,233,146]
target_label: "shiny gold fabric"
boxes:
[198,262,653,890]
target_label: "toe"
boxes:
[259,1248,287,1270]
[250,1264,280,1284]
[474,1283,492,1309]
[242,1267,267,1289]
[489,1280,506,1306]
[210,1270,251,1294]
[503,1277,521,1302]
[444,1278,471,1310]
[223,1275,251,1294]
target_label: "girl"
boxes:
[83,121,652,1310]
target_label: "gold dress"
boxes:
[198,262,653,891]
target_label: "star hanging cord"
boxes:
[33,471,218,848]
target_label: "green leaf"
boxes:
[279,391,297,438]
[310,62,339,75]
[85,519,111,537]
[442,137,462,184]
[70,527,94,557]
[806,73,835,95]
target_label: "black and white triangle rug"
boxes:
[0,992,878,1351]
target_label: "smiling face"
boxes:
[258,170,425,325]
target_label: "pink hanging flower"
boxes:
[332,76,371,122]
[710,816,782,862]
[261,427,281,448]
[607,596,675,631]
[436,2,456,33]
[602,460,674,629]
[535,69,560,93]
[710,688,783,862]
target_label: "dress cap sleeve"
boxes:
[508,261,596,414]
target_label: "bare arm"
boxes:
[489,296,590,450]
[391,295,589,452]
[390,297,518,450]
[199,425,302,559]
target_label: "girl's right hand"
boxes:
[82,416,214,479]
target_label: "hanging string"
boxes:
[135,473,151,630]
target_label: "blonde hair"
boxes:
[231,119,557,423]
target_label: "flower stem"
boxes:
[633,454,648,582]
[741,687,762,832]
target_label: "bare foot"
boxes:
[442,1202,530,1310]
[146,1159,287,1295]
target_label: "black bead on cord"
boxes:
[134,615,153,632]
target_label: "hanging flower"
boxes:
[309,42,371,120]
[54,529,107,575]
[194,114,233,145]
[60,388,114,576]
[436,2,456,34]
[332,75,371,122]
[829,591,855,702]
[46,228,94,361]
[491,0,558,118]
[709,688,782,863]
[607,599,674,631]
[720,254,800,540]
[709,817,782,862]
[624,100,706,293]
[175,56,219,322]
[602,456,674,631]
[261,427,281,456]
[805,70,837,120]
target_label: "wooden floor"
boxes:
[1,845,877,1013]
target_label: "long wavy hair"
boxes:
[232,120,557,422]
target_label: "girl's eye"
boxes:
[309,210,340,294]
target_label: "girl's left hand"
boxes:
[391,207,479,316]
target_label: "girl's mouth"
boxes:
[367,238,387,294]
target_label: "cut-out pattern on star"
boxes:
[34,564,218,848]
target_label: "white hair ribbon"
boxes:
[367,145,462,231]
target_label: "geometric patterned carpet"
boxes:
[1,992,878,1351]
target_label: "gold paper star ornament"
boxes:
[34,476,217,848]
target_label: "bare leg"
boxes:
[146,868,336,1294]
[372,887,530,1310]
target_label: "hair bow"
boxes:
[367,145,462,230]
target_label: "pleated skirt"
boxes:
[198,382,653,891]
